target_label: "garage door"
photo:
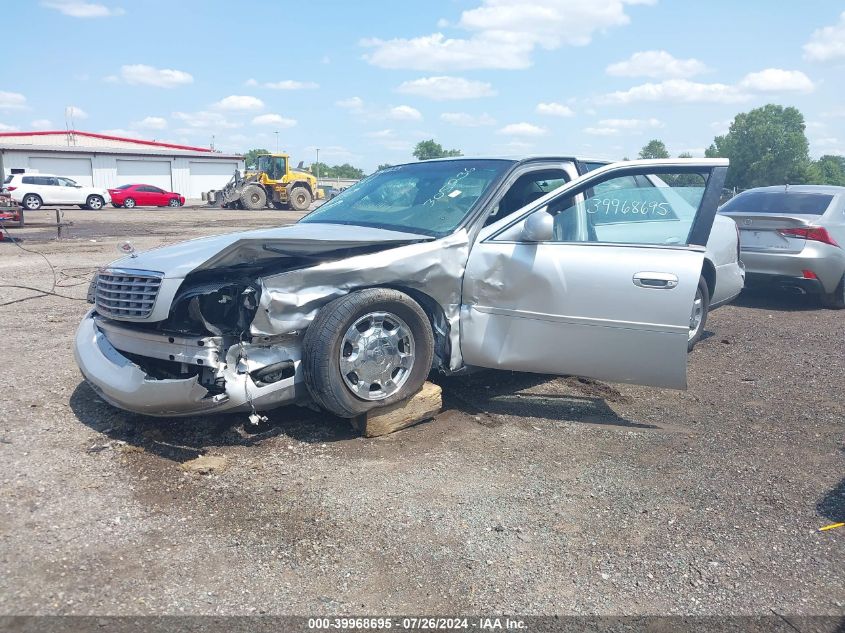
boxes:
[28,157,93,186]
[188,161,238,198]
[116,160,173,191]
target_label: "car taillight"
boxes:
[776,227,839,247]
[6,186,15,191]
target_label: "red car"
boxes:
[109,184,185,209]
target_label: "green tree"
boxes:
[705,104,814,189]
[412,139,463,161]
[377,163,393,170]
[331,163,366,179]
[243,148,270,169]
[814,154,845,186]
[311,161,331,177]
[310,162,366,179]
[677,152,693,158]
[638,140,670,159]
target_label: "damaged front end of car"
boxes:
[74,224,467,417]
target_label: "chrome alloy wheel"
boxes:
[339,311,415,400]
[689,286,704,341]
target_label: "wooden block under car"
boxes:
[351,382,443,437]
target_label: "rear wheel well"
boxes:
[701,259,716,299]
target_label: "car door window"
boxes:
[57,177,77,187]
[540,170,708,246]
[485,169,569,227]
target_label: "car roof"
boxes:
[14,173,64,178]
[738,184,845,195]
[384,155,593,169]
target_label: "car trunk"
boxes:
[722,213,821,254]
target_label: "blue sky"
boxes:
[3,0,844,171]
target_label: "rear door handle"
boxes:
[633,272,679,289]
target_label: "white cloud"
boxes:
[0,123,19,132]
[213,95,264,111]
[244,78,259,87]
[388,105,423,121]
[397,76,496,100]
[440,112,496,126]
[601,79,748,104]
[367,129,396,139]
[252,113,297,128]
[599,117,663,130]
[65,105,88,120]
[120,64,193,88]
[738,68,815,93]
[803,11,845,62]
[498,122,547,137]
[536,102,574,117]
[336,96,364,110]
[584,127,620,136]
[0,91,27,110]
[584,117,662,136]
[31,119,52,129]
[263,80,319,90]
[41,1,124,18]
[362,0,655,71]
[606,50,709,79]
[173,111,241,129]
[134,116,167,130]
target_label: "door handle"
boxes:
[632,272,679,289]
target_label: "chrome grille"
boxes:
[95,270,162,319]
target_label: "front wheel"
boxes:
[821,273,845,309]
[168,198,181,208]
[302,288,434,418]
[688,275,710,351]
[86,195,105,210]
[22,194,42,211]
[240,185,266,210]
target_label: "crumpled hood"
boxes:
[106,223,430,279]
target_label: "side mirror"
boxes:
[521,211,554,242]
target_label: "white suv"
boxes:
[5,173,111,210]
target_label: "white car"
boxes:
[5,173,111,210]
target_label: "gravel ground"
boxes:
[0,208,842,617]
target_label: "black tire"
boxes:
[123,198,136,209]
[168,198,181,208]
[86,195,105,210]
[288,186,311,211]
[302,288,434,418]
[271,200,286,210]
[688,275,710,352]
[821,273,845,309]
[22,194,42,211]
[240,185,266,210]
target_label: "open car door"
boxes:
[460,158,728,389]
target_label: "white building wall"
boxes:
[2,148,243,198]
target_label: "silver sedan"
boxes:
[720,185,845,308]
[75,158,734,419]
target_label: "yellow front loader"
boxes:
[206,153,322,211]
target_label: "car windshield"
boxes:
[721,191,834,215]
[3,175,12,184]
[300,159,513,236]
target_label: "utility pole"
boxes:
[315,148,320,182]
[274,131,279,153]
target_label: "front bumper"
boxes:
[74,311,304,417]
